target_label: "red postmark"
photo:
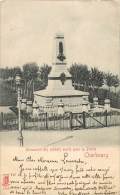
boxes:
[2,174,9,189]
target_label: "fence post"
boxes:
[105,110,108,127]
[46,112,48,129]
[83,111,86,129]
[1,112,4,128]
[69,112,72,130]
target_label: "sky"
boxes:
[0,0,120,75]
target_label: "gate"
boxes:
[85,111,106,128]
[71,110,120,129]
[70,112,85,129]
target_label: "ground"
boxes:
[0,126,119,147]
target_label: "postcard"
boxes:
[0,0,120,195]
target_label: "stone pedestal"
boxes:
[104,99,110,111]
[21,99,27,111]
[93,97,98,108]
[82,101,88,112]
[26,100,33,114]
[58,101,64,115]
[33,102,39,117]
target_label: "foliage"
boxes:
[0,62,120,108]
[111,75,119,88]
[0,79,17,106]
[0,67,21,80]
[22,62,39,99]
[105,73,114,89]
[69,64,104,91]
[69,63,90,90]
[39,64,51,87]
[90,67,104,88]
[22,62,39,81]
[104,73,120,93]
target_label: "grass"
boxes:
[0,79,17,106]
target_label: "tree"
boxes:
[69,63,90,90]
[69,63,79,85]
[0,66,21,79]
[90,67,104,88]
[12,67,21,78]
[88,67,104,98]
[112,75,120,94]
[105,73,115,92]
[39,64,51,87]
[0,67,10,79]
[22,62,39,99]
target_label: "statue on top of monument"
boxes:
[57,42,66,62]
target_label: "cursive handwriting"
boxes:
[7,152,118,195]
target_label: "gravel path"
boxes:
[0,126,120,147]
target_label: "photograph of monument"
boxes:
[0,0,120,147]
[0,2,120,195]
[34,33,89,115]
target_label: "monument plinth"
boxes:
[34,33,89,113]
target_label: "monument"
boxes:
[33,33,89,114]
